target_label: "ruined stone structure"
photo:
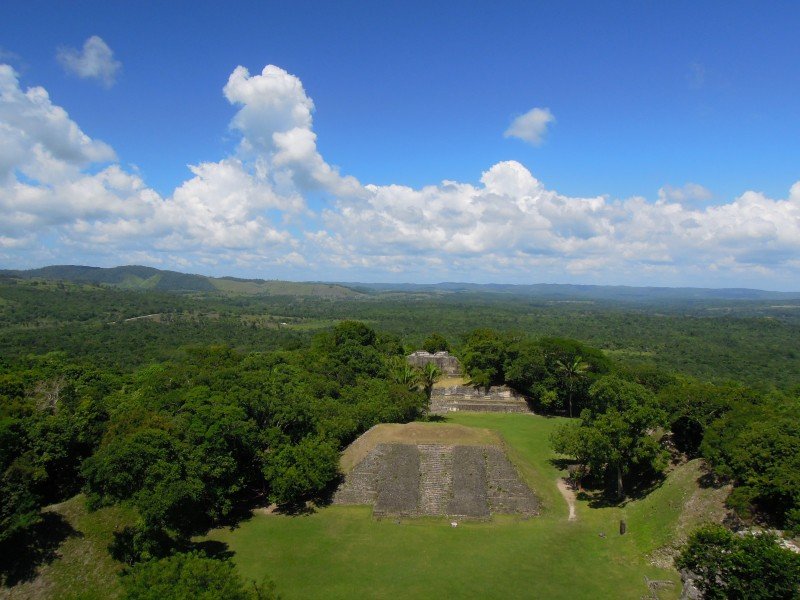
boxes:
[406,350,461,376]
[430,385,531,414]
[333,443,538,519]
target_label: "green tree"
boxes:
[555,356,588,418]
[504,340,550,399]
[264,436,339,507]
[461,329,509,389]
[658,381,742,456]
[416,363,442,401]
[388,357,419,390]
[676,524,800,600]
[121,552,279,600]
[538,338,610,416]
[701,394,800,530]
[552,376,668,498]
[422,333,450,354]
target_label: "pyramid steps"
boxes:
[418,444,454,515]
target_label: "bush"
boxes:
[121,552,279,599]
[677,524,800,600]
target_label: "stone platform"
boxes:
[430,385,531,414]
[333,443,538,519]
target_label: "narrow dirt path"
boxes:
[556,478,577,521]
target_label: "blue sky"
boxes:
[1,1,799,288]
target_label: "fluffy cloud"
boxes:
[504,107,555,146]
[57,36,121,88]
[223,65,361,197]
[0,64,115,183]
[317,160,800,284]
[2,62,800,288]
[658,183,713,205]
[0,65,296,265]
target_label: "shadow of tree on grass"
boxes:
[0,512,80,586]
[547,457,667,508]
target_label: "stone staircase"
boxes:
[418,444,454,515]
[373,444,420,517]
[448,446,490,518]
[485,446,539,515]
[334,442,538,519]
[332,444,386,505]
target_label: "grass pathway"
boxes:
[556,478,577,521]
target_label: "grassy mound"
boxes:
[1,495,135,600]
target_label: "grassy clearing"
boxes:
[3,415,720,599]
[433,375,467,388]
[1,495,136,600]
[206,413,704,599]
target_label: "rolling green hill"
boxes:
[0,265,364,298]
[3,265,799,302]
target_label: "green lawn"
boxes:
[2,495,136,600]
[207,413,689,599]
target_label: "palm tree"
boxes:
[416,362,442,401]
[389,357,420,391]
[555,356,589,418]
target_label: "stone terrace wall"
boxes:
[430,385,531,414]
[406,351,461,376]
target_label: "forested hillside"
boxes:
[1,272,798,598]
[2,277,798,389]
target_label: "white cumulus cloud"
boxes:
[2,62,800,289]
[504,107,555,146]
[0,64,116,184]
[223,65,361,198]
[658,183,713,205]
[57,36,121,88]
[0,65,297,266]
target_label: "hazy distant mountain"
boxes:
[2,265,799,302]
[345,281,800,302]
[0,265,363,298]
[0,265,216,292]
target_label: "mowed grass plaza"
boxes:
[206,413,698,599]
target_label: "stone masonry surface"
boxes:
[430,385,531,414]
[334,443,538,519]
[406,351,462,376]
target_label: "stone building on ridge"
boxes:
[406,350,461,376]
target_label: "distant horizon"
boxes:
[4,263,800,295]
[2,2,799,290]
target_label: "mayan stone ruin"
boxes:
[333,443,539,519]
[406,350,462,376]
[430,385,531,414]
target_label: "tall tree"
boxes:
[422,333,450,354]
[555,356,588,418]
[551,376,667,498]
